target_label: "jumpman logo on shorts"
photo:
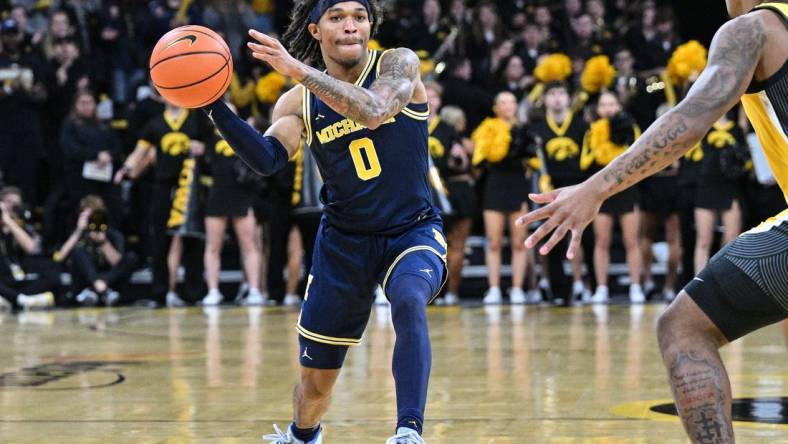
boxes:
[302,347,313,361]
[420,268,433,277]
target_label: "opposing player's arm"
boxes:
[297,48,420,129]
[202,86,303,176]
[591,14,767,198]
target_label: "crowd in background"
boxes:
[0,0,784,310]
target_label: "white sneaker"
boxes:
[443,292,459,305]
[0,296,11,311]
[103,289,121,307]
[591,286,609,304]
[386,427,425,444]
[582,288,593,303]
[483,286,502,305]
[18,291,55,309]
[166,291,187,307]
[75,289,98,306]
[201,289,224,306]
[374,286,389,305]
[283,293,302,306]
[663,288,676,302]
[629,284,645,304]
[263,424,323,444]
[509,287,526,304]
[572,280,585,299]
[240,288,268,306]
[526,289,542,304]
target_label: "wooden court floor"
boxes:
[0,304,786,443]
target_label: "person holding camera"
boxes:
[53,195,137,306]
[0,187,58,310]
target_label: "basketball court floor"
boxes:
[1,304,786,443]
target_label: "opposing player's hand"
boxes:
[515,183,603,260]
[247,30,304,79]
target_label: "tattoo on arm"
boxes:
[299,48,420,129]
[668,351,734,444]
[595,15,766,195]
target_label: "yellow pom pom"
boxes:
[580,55,616,94]
[534,53,573,83]
[255,71,288,105]
[667,40,707,84]
[368,39,383,50]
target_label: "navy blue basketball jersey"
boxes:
[302,49,439,235]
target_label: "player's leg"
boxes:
[592,213,613,300]
[664,213,682,300]
[656,292,734,443]
[658,221,788,443]
[285,227,304,304]
[203,216,227,302]
[384,250,446,437]
[721,200,742,245]
[694,208,715,271]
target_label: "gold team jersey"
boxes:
[740,1,788,227]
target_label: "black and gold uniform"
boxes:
[529,111,588,188]
[428,117,476,219]
[581,114,641,214]
[137,109,212,301]
[684,2,788,340]
[695,120,747,211]
[472,117,533,212]
[204,130,256,218]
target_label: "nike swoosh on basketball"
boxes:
[166,35,197,49]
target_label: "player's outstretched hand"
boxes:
[247,29,304,79]
[515,183,603,260]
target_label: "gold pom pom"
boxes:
[580,55,616,94]
[533,53,573,83]
[255,71,288,105]
[667,40,707,84]
[368,39,383,50]
[588,119,627,165]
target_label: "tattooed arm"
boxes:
[516,14,767,258]
[247,30,420,130]
[593,14,765,198]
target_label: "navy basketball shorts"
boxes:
[297,217,447,369]
[684,213,788,341]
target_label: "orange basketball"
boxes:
[149,25,233,108]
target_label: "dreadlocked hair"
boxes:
[283,0,384,69]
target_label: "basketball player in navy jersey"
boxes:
[203,1,445,443]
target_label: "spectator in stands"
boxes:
[42,9,75,59]
[467,1,506,70]
[100,1,145,106]
[567,12,607,61]
[53,195,137,306]
[473,92,534,305]
[201,103,266,306]
[581,91,644,303]
[651,8,681,69]
[0,17,46,204]
[426,82,474,306]
[694,114,747,271]
[0,186,58,310]
[440,57,493,134]
[47,37,92,126]
[496,55,529,101]
[406,0,450,56]
[60,89,122,222]
[515,22,545,75]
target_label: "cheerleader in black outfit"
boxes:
[202,103,266,306]
[472,92,533,305]
[581,91,644,303]
[694,113,746,271]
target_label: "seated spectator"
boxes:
[0,186,58,310]
[60,89,122,223]
[53,195,137,306]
